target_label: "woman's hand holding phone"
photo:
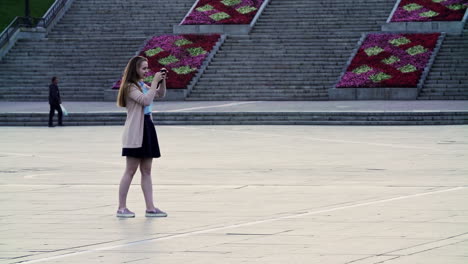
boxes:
[153,68,167,83]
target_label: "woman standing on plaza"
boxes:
[116,56,168,218]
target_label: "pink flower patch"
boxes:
[182,0,264,25]
[336,33,440,88]
[113,34,220,89]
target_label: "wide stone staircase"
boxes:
[1,0,466,103]
[0,0,194,101]
[186,0,395,100]
[419,27,468,100]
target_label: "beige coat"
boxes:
[122,82,166,148]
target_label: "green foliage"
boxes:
[419,11,439,17]
[196,4,214,12]
[447,4,463,10]
[187,47,207,56]
[406,45,428,56]
[364,46,385,56]
[389,37,411,47]
[0,0,55,31]
[173,66,197,74]
[398,64,417,73]
[144,47,164,57]
[174,39,193,47]
[221,0,242,6]
[158,55,179,65]
[382,56,400,65]
[352,65,372,74]
[144,75,154,83]
[237,6,257,14]
[403,3,423,11]
[369,72,392,83]
[210,12,231,21]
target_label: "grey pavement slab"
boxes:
[0,100,468,114]
[0,125,467,263]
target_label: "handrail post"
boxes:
[24,0,32,26]
[25,0,30,17]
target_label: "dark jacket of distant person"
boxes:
[49,82,61,105]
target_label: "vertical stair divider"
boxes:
[386,0,402,23]
[249,0,273,30]
[417,33,446,95]
[332,32,368,91]
[186,34,227,97]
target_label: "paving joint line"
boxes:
[16,186,466,263]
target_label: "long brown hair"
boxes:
[117,56,148,107]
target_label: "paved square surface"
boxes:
[1,125,467,263]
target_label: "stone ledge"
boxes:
[329,87,419,100]
[1,111,468,126]
[382,21,466,34]
[173,24,251,35]
[103,89,187,102]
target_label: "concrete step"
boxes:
[192,86,329,91]
[186,97,329,101]
[201,72,336,77]
[2,111,467,126]
[195,79,334,84]
[418,96,468,100]
[4,0,466,102]
[424,80,468,84]
[422,31,468,100]
[190,93,329,98]
[421,91,468,94]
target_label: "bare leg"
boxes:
[118,157,140,210]
[140,158,156,211]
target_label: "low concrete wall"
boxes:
[382,21,466,34]
[329,87,418,100]
[104,89,187,102]
[174,24,250,35]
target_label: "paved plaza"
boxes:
[1,100,468,113]
[0,125,467,263]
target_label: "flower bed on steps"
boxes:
[181,0,264,24]
[336,33,440,88]
[113,34,220,89]
[390,0,467,22]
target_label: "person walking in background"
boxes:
[48,76,63,127]
[116,56,168,218]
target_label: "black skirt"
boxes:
[122,115,161,158]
